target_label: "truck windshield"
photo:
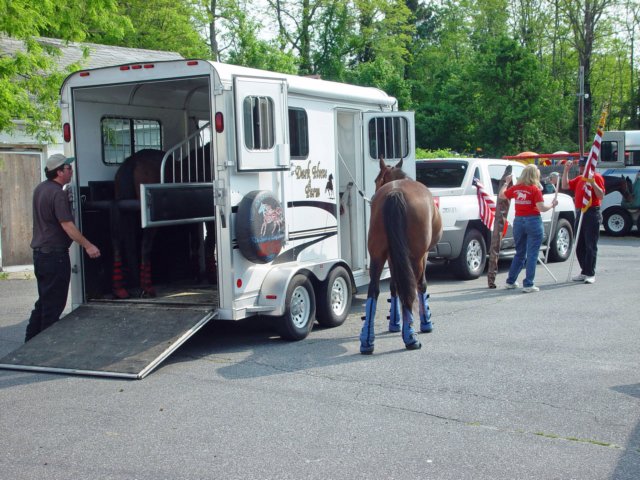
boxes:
[416,161,468,188]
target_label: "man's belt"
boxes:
[33,246,69,253]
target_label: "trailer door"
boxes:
[234,76,289,171]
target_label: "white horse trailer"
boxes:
[0,60,415,378]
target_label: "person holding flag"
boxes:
[499,164,558,293]
[562,159,605,284]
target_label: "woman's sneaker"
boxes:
[522,285,540,293]
[505,282,519,289]
[572,274,587,282]
[584,276,596,284]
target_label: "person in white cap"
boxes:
[25,154,101,342]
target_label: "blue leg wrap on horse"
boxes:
[388,295,401,332]
[360,298,377,354]
[419,292,433,333]
[402,306,421,349]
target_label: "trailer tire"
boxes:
[316,266,352,328]
[603,207,632,236]
[547,218,573,262]
[236,190,285,263]
[452,228,486,280]
[278,274,316,341]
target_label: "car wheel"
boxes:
[277,274,316,341]
[547,218,573,262]
[452,228,486,280]
[316,266,352,328]
[603,207,632,237]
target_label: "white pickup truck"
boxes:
[416,158,577,279]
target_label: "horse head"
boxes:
[375,155,407,191]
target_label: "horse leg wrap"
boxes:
[359,298,377,354]
[139,263,156,297]
[112,260,129,299]
[388,295,401,332]
[419,292,433,333]
[402,306,421,350]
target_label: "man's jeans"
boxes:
[25,250,71,342]
[507,215,543,288]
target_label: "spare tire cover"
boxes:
[236,190,286,263]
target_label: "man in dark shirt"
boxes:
[25,154,101,342]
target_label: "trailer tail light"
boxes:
[63,123,71,142]
[236,279,242,288]
[215,112,224,133]
[266,295,277,300]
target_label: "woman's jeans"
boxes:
[506,215,543,288]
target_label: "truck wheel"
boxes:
[316,266,352,328]
[452,229,486,280]
[278,274,316,341]
[603,207,632,236]
[547,218,573,262]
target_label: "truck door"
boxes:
[234,76,289,171]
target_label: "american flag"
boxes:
[473,178,495,231]
[580,108,608,211]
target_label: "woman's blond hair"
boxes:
[517,164,541,188]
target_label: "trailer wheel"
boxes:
[278,274,316,341]
[547,218,573,262]
[452,228,486,280]
[603,207,632,236]
[317,266,352,328]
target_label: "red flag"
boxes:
[473,178,495,231]
[580,108,608,211]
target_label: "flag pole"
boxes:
[544,172,561,264]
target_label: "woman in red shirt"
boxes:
[499,164,558,293]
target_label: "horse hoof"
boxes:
[388,324,401,333]
[420,322,433,333]
[405,340,422,350]
[113,288,130,299]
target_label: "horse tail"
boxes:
[383,190,416,310]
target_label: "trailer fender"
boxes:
[236,190,286,264]
[255,261,349,317]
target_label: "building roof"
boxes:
[0,36,183,70]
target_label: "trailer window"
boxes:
[101,117,162,165]
[288,108,309,159]
[368,116,409,160]
[243,96,275,151]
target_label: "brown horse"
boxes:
[360,157,443,354]
[110,146,215,299]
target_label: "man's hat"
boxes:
[45,154,74,171]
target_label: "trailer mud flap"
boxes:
[0,303,215,379]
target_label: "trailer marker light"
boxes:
[144,64,154,69]
[187,61,199,66]
[236,279,242,288]
[63,123,71,142]
[132,65,142,70]
[79,72,90,77]
[215,112,224,133]
[266,295,277,300]
[120,66,130,71]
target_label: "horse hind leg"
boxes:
[417,258,433,333]
[402,304,421,350]
[387,280,401,333]
[110,201,130,299]
[360,261,382,355]
[139,228,158,297]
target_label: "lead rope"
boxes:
[337,151,371,204]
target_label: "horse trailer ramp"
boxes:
[0,303,215,379]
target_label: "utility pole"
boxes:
[577,66,586,159]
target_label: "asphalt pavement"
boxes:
[0,234,639,479]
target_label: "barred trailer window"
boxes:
[101,117,162,165]
[368,116,409,160]
[243,96,275,150]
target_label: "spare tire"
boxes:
[236,190,286,263]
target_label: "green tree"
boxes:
[0,1,128,140]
